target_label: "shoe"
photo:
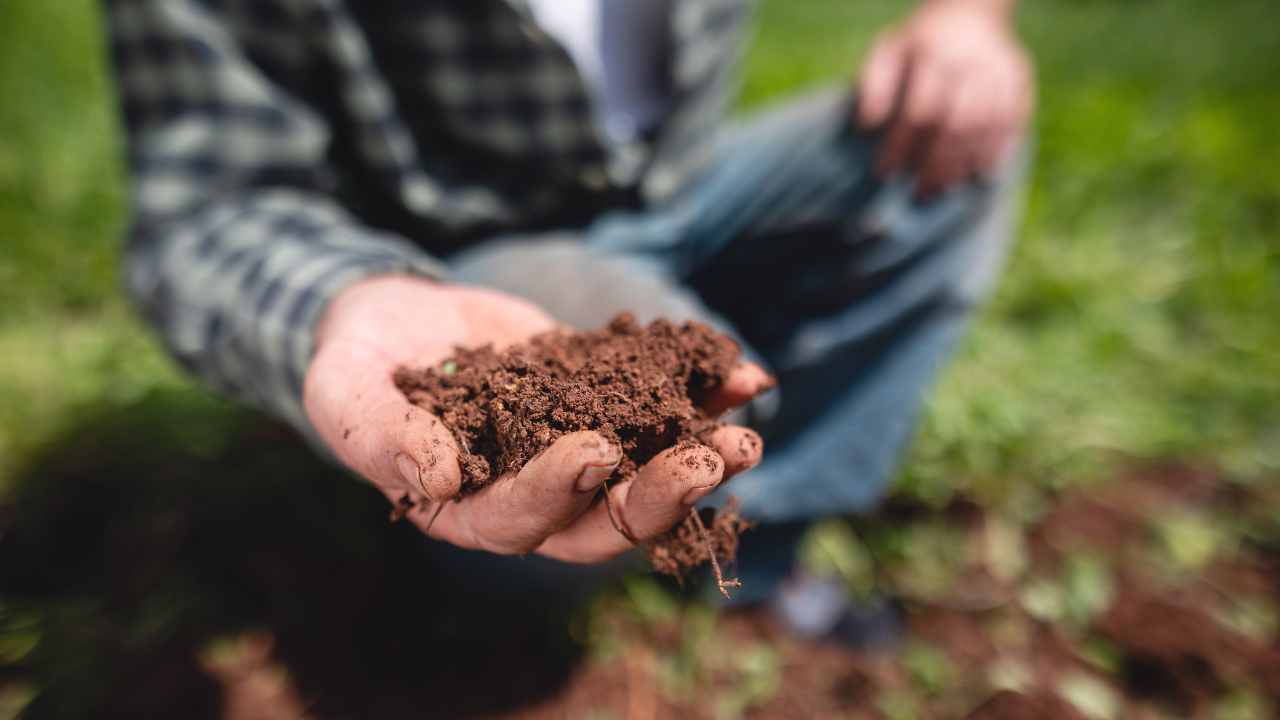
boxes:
[770,573,902,651]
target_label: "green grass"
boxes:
[1,0,1278,500]
[0,1,189,485]
[745,0,1280,502]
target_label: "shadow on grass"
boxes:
[0,390,591,719]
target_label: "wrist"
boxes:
[925,0,1015,21]
[315,273,445,350]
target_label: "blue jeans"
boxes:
[453,89,1024,593]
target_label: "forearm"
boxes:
[106,0,449,437]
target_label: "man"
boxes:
[106,0,1031,634]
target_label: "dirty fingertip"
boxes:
[669,442,725,484]
[422,465,462,502]
[559,431,622,492]
[676,443,726,504]
[395,452,422,490]
[397,441,462,502]
[699,426,763,477]
[728,362,776,395]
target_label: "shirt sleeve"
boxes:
[104,0,447,437]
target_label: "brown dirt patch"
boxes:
[1096,587,1280,714]
[9,392,1279,719]
[963,690,1089,720]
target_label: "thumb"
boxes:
[857,34,907,129]
[304,339,462,503]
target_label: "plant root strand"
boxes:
[421,499,446,535]
[690,507,741,599]
[388,493,414,523]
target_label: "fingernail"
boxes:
[734,362,777,392]
[756,372,778,393]
[738,429,764,468]
[576,458,620,492]
[395,453,422,491]
[575,442,622,492]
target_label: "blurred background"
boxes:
[1,0,1277,718]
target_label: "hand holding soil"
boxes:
[303,275,771,580]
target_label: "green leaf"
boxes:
[904,642,955,696]
[798,520,876,598]
[877,690,919,720]
[0,683,38,720]
[1157,513,1226,571]
[715,644,781,719]
[986,657,1033,694]
[622,577,677,625]
[1213,690,1271,720]
[1062,555,1114,627]
[1021,578,1065,623]
[1058,672,1119,720]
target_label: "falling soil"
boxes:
[393,313,751,586]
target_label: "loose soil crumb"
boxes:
[647,500,752,582]
[393,313,749,581]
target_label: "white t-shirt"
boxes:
[527,0,672,144]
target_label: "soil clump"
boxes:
[394,313,752,586]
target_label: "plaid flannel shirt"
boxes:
[105,0,750,434]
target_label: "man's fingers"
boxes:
[701,361,775,417]
[305,340,462,503]
[698,425,763,480]
[877,58,945,177]
[916,78,983,197]
[975,124,1004,181]
[429,431,621,554]
[536,443,726,564]
[857,35,906,128]
[952,78,991,181]
[914,128,959,198]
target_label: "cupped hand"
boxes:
[857,0,1033,197]
[303,275,772,563]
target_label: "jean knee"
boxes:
[452,235,725,330]
[945,144,1029,306]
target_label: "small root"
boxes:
[388,493,415,523]
[690,507,740,599]
[421,499,446,535]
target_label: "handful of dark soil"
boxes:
[393,314,754,593]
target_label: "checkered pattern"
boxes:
[104,0,750,435]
